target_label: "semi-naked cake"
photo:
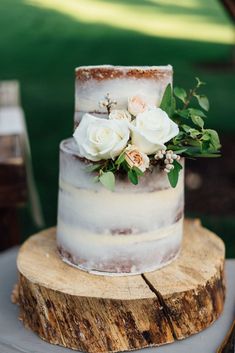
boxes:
[57,65,184,275]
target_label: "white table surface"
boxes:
[0,247,234,353]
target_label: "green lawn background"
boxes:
[0,0,234,255]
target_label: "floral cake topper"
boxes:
[73,78,221,191]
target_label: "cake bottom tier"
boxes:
[57,217,183,275]
[57,138,184,275]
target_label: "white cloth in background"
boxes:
[0,107,25,135]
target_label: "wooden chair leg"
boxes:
[0,208,20,251]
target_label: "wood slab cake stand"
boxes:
[13,219,225,353]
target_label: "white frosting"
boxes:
[58,178,183,233]
[57,218,183,275]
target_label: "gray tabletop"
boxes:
[0,247,234,353]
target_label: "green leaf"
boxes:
[187,137,202,147]
[189,129,201,138]
[168,160,183,188]
[195,95,209,111]
[99,171,115,191]
[191,115,204,129]
[181,125,201,139]
[204,129,221,150]
[181,124,192,133]
[183,146,202,156]
[115,151,126,165]
[188,108,206,118]
[85,163,101,172]
[128,169,138,185]
[160,84,172,116]
[133,166,144,176]
[174,87,187,103]
[201,133,211,141]
[181,126,197,136]
[176,109,190,119]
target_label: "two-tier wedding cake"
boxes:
[57,65,184,275]
[15,65,224,353]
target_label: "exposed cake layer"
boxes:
[57,138,184,275]
[74,65,172,126]
[57,218,183,275]
[76,65,172,80]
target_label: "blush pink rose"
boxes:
[128,95,148,116]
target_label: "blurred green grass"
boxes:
[0,0,234,256]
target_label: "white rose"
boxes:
[73,113,130,161]
[130,107,179,155]
[124,145,149,172]
[109,109,131,122]
[128,95,149,116]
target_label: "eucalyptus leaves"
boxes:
[73,77,221,191]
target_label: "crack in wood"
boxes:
[141,273,177,340]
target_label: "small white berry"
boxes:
[164,168,170,173]
[154,151,164,160]
[166,164,174,170]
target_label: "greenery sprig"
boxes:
[159,77,221,187]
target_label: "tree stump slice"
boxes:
[14,219,225,353]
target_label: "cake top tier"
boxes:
[74,65,173,126]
